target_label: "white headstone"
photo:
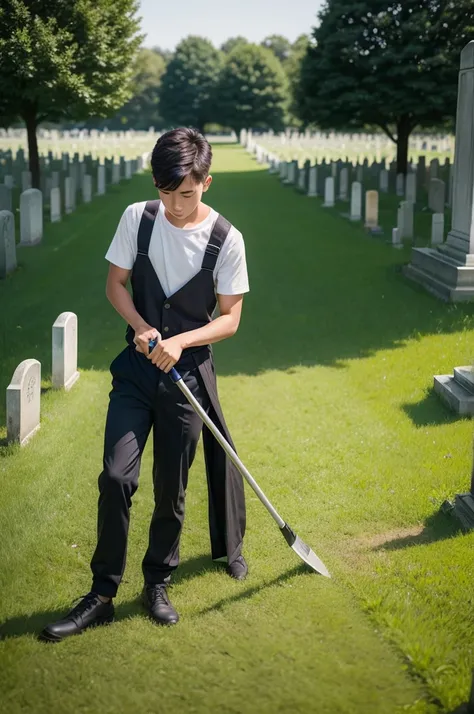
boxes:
[0,210,16,278]
[286,162,296,185]
[429,179,446,213]
[52,312,80,390]
[430,158,439,179]
[297,168,306,192]
[50,187,61,223]
[20,189,43,245]
[0,184,12,212]
[307,166,317,197]
[323,177,335,207]
[65,177,75,214]
[51,171,60,189]
[396,173,405,197]
[398,201,414,239]
[112,162,120,184]
[350,182,362,221]
[125,160,132,179]
[97,165,106,195]
[339,167,349,200]
[69,163,79,187]
[21,171,32,192]
[379,170,389,193]
[431,213,445,246]
[365,191,379,228]
[4,175,14,189]
[405,173,417,204]
[82,174,92,203]
[6,359,41,445]
[392,227,402,249]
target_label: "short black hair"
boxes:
[151,127,212,191]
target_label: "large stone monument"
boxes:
[404,41,474,301]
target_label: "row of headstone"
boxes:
[242,129,454,165]
[271,154,384,232]
[6,312,79,445]
[0,152,150,279]
[253,145,451,250]
[260,149,452,207]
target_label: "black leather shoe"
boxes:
[226,555,248,581]
[143,585,179,626]
[39,592,114,643]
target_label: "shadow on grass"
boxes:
[371,509,465,552]
[402,388,466,427]
[0,554,306,641]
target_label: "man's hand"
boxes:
[147,335,185,373]
[133,322,161,355]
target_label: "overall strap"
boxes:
[137,200,161,255]
[201,214,232,272]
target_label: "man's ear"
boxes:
[202,175,212,192]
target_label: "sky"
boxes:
[139,0,323,51]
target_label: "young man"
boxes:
[40,128,249,642]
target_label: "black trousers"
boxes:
[90,346,211,598]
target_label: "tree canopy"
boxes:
[297,0,474,173]
[159,36,223,132]
[0,0,142,185]
[221,37,249,54]
[261,34,292,63]
[216,44,288,136]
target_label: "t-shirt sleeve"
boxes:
[215,227,250,295]
[104,204,139,269]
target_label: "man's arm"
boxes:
[106,264,160,352]
[147,294,244,372]
[180,294,244,349]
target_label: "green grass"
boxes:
[1,146,474,713]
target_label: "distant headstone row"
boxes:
[0,151,150,279]
[240,128,454,164]
[6,312,79,445]
[257,149,453,248]
[246,140,453,252]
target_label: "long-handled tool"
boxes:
[149,340,330,577]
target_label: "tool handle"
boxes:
[148,341,285,528]
[148,338,181,383]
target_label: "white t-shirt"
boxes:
[105,201,250,298]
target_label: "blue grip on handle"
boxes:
[148,339,182,383]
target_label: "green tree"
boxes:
[102,48,166,130]
[159,36,223,132]
[152,46,173,64]
[216,44,288,136]
[261,34,292,63]
[221,37,248,54]
[0,0,142,187]
[297,0,474,174]
[284,34,310,127]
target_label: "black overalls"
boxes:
[90,200,246,598]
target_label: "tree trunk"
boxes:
[23,106,40,188]
[396,115,412,176]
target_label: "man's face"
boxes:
[157,174,212,221]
